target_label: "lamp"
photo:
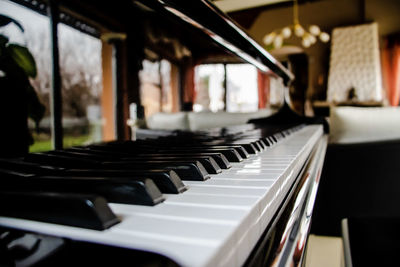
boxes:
[263,0,329,49]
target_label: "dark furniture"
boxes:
[312,139,400,237]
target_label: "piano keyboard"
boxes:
[0,124,324,267]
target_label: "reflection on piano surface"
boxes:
[0,0,327,266]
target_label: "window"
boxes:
[269,76,286,107]
[140,59,177,118]
[226,64,258,112]
[194,64,225,112]
[194,63,259,112]
[58,23,103,148]
[0,0,105,152]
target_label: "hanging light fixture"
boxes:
[263,0,330,49]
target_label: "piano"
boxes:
[0,1,328,266]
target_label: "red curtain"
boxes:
[257,71,270,109]
[382,34,400,106]
[182,64,196,110]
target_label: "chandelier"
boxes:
[263,0,330,49]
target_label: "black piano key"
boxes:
[23,151,209,182]
[202,153,231,169]
[239,140,263,152]
[226,145,249,159]
[0,192,119,230]
[73,147,231,170]
[272,135,281,143]
[115,159,214,176]
[0,159,185,194]
[64,169,186,194]
[265,137,275,146]
[208,145,248,159]
[1,176,164,206]
[102,161,209,181]
[223,143,258,154]
[251,141,263,152]
[36,150,214,178]
[201,136,263,153]
[119,156,222,175]
[252,142,263,152]
[257,140,267,150]
[67,147,131,158]
[48,150,118,161]
[160,147,243,162]
[134,153,231,170]
[95,142,245,162]
[25,151,209,181]
[262,138,270,146]
[0,158,65,175]
[0,168,36,178]
[24,153,99,168]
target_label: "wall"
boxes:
[248,0,400,101]
[366,0,400,37]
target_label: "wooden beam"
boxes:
[101,41,115,141]
[47,0,63,150]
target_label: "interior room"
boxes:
[0,0,399,266]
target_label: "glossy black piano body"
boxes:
[0,0,327,266]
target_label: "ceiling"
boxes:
[212,0,320,29]
[213,0,291,13]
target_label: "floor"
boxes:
[305,235,345,267]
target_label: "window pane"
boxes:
[160,59,172,112]
[140,58,175,117]
[226,64,258,112]
[140,59,161,118]
[58,23,103,148]
[194,64,225,112]
[0,0,53,152]
[270,77,286,107]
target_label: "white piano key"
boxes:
[117,215,235,242]
[0,216,218,267]
[232,169,285,175]
[165,192,260,209]
[103,224,225,267]
[186,184,267,197]
[233,209,261,265]
[184,179,277,188]
[213,173,281,180]
[111,202,247,224]
[240,163,290,167]
[231,165,288,170]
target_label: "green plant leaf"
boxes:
[0,14,24,32]
[7,44,37,78]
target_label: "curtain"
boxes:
[382,33,400,106]
[182,64,195,111]
[170,63,180,112]
[257,71,270,109]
